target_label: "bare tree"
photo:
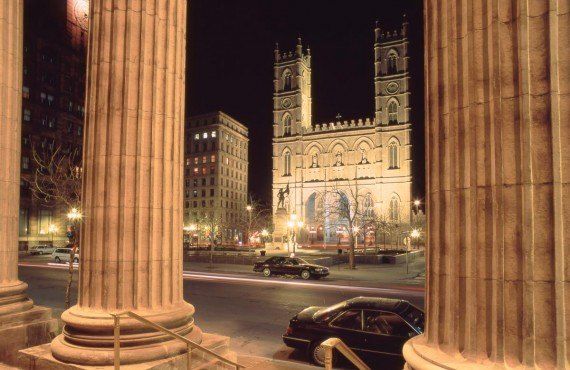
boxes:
[32,145,82,308]
[194,211,223,268]
[317,181,370,269]
[235,197,272,246]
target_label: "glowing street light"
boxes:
[414,199,421,207]
[286,214,304,256]
[411,228,421,239]
[67,208,82,222]
[246,205,252,212]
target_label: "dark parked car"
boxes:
[253,256,329,280]
[282,297,424,366]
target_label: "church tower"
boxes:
[273,38,312,138]
[374,16,410,125]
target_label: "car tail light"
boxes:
[285,326,293,335]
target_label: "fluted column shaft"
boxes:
[51,0,201,365]
[0,0,32,316]
[404,1,569,369]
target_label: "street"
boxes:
[19,259,424,367]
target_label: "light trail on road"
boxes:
[18,261,424,297]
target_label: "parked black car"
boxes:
[253,256,329,280]
[282,297,424,366]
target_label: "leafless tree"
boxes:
[32,144,82,308]
[317,181,371,269]
[194,211,223,268]
[235,198,272,246]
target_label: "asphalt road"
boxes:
[19,261,424,368]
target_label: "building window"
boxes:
[47,94,54,107]
[211,131,216,138]
[77,125,82,136]
[283,114,292,136]
[388,52,398,74]
[193,167,198,174]
[211,154,216,162]
[388,142,399,169]
[364,195,374,218]
[283,151,291,176]
[388,101,398,124]
[194,133,199,140]
[21,156,29,170]
[210,177,214,185]
[22,86,30,99]
[389,197,400,221]
[283,69,292,91]
[19,208,29,236]
[201,167,207,175]
[203,132,208,139]
[210,165,215,174]
[201,178,206,186]
[193,190,198,197]
[40,92,47,104]
[23,109,31,122]
[210,189,214,196]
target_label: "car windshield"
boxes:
[314,301,349,322]
[291,258,309,265]
[401,305,424,333]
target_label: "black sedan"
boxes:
[253,256,329,280]
[282,297,424,366]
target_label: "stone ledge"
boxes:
[0,306,59,368]
[19,333,237,370]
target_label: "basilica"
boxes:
[272,17,412,243]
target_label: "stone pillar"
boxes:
[404,0,569,369]
[0,1,58,366]
[51,0,202,365]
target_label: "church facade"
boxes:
[272,18,412,243]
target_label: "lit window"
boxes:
[194,133,199,140]
[202,167,207,175]
[202,156,207,163]
[186,158,191,166]
[203,132,208,139]
[211,155,216,163]
[389,142,399,169]
[211,131,217,138]
[23,109,31,122]
[225,157,229,165]
[22,156,29,170]
[22,86,30,99]
[193,167,198,174]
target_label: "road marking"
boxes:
[18,262,424,296]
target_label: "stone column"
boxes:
[0,1,57,366]
[51,0,202,365]
[404,0,569,369]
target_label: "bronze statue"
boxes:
[277,183,290,209]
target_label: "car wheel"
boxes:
[73,257,79,263]
[55,257,61,263]
[310,341,333,367]
[262,268,271,277]
[301,270,311,280]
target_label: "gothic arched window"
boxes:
[364,195,374,218]
[283,151,291,176]
[283,114,292,136]
[389,196,400,221]
[388,142,399,169]
[283,70,292,91]
[388,52,398,74]
[388,101,398,124]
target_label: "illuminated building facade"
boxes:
[184,112,249,241]
[272,18,412,243]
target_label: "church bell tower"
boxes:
[273,38,312,138]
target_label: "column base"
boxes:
[50,303,203,366]
[20,332,235,369]
[403,335,495,370]
[0,305,59,367]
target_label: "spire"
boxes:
[296,35,303,57]
[402,14,409,37]
[274,42,280,61]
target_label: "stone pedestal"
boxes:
[49,0,202,366]
[272,208,289,249]
[0,1,58,366]
[404,1,569,369]
[21,333,236,370]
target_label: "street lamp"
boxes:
[261,229,269,248]
[246,205,253,245]
[286,214,304,256]
[48,224,58,246]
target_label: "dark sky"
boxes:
[187,0,424,206]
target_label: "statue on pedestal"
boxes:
[277,183,290,209]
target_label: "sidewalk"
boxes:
[183,258,426,288]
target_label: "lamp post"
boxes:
[48,224,58,246]
[261,229,269,248]
[246,204,252,246]
[352,225,360,254]
[65,207,82,309]
[406,228,421,274]
[286,213,304,257]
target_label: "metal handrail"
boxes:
[110,311,245,370]
[321,337,370,370]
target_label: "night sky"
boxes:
[187,0,424,206]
